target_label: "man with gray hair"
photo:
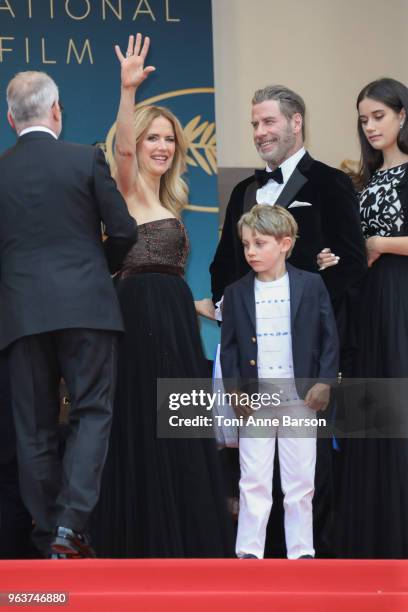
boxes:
[210,84,367,557]
[0,71,137,558]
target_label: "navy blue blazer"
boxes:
[220,263,339,398]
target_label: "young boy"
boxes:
[221,204,339,559]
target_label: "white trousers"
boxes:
[236,404,317,559]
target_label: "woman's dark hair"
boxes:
[355,78,408,189]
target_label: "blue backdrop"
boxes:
[0,0,220,357]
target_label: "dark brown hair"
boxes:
[356,78,408,189]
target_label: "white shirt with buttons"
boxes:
[255,273,300,403]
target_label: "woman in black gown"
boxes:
[92,34,233,557]
[319,78,408,558]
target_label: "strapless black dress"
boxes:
[91,218,233,557]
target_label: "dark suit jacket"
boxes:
[220,264,339,398]
[0,131,137,349]
[210,153,366,308]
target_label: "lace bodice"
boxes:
[119,217,189,278]
[360,164,408,238]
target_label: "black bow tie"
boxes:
[255,167,284,187]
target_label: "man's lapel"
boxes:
[276,152,313,209]
[239,271,256,331]
[276,167,308,209]
[245,169,307,212]
[246,153,314,211]
[243,181,258,213]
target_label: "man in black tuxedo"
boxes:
[0,71,137,558]
[210,85,367,557]
[211,85,366,354]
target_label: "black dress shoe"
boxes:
[48,553,69,559]
[298,554,314,559]
[51,526,96,558]
[239,553,258,559]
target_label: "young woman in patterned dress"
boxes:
[319,78,408,558]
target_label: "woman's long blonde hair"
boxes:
[134,105,188,216]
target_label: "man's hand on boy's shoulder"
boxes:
[304,383,331,412]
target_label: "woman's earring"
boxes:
[400,121,405,130]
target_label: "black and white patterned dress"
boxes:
[357,163,408,377]
[360,164,407,239]
[340,164,408,559]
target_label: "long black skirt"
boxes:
[91,273,233,558]
[338,255,408,558]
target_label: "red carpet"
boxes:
[0,559,407,611]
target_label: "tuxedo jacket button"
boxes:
[249,359,256,366]
[251,337,256,343]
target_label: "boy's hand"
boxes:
[304,383,330,412]
[230,392,254,419]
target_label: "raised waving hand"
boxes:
[113,34,155,196]
[114,33,155,89]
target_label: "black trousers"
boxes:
[0,350,33,559]
[9,329,117,555]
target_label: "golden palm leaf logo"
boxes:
[183,115,217,176]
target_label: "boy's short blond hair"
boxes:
[237,204,298,258]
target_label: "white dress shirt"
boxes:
[256,147,306,205]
